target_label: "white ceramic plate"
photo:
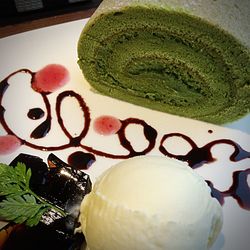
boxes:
[0,18,249,250]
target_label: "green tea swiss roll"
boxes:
[77,0,250,124]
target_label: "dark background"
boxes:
[0,0,102,26]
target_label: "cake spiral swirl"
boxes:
[78,0,250,124]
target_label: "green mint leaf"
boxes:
[0,164,17,185]
[0,195,47,226]
[0,162,66,227]
[14,162,27,185]
[0,183,23,196]
[26,207,49,227]
[26,168,32,187]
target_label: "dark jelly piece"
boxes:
[2,153,92,249]
[10,153,49,193]
[45,153,92,212]
[2,223,85,250]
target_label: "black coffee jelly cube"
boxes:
[1,153,92,250]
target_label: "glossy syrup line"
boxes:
[0,68,249,210]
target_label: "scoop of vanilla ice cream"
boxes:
[78,156,223,250]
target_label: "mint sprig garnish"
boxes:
[0,162,66,226]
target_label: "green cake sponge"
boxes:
[78,0,250,124]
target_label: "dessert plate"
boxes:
[0,18,249,250]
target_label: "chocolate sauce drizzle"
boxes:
[207,168,250,210]
[27,108,45,120]
[0,68,250,210]
[159,133,250,168]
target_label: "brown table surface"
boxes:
[0,7,96,39]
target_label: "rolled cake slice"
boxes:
[77,0,250,124]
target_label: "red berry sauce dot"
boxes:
[93,115,122,135]
[32,64,70,93]
[0,135,22,155]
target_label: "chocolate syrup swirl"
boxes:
[30,94,51,139]
[27,108,45,120]
[207,168,250,210]
[0,68,250,210]
[159,133,250,168]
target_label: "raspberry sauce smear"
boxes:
[93,115,122,135]
[31,64,70,94]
